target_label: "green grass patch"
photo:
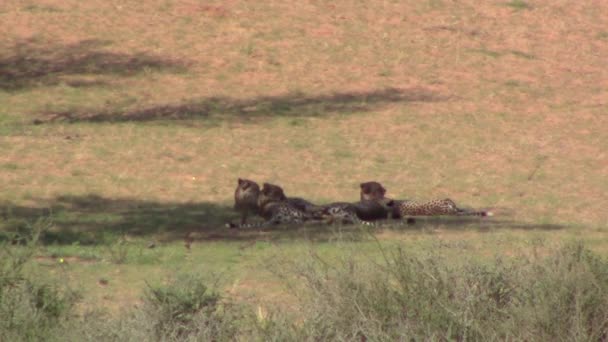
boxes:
[4,228,608,340]
[43,243,104,261]
[22,4,61,13]
[267,242,608,340]
[505,0,531,10]
[504,79,523,87]
[510,50,536,59]
[468,48,502,58]
[1,163,19,171]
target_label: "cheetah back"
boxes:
[227,202,310,229]
[396,198,461,216]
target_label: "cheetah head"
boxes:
[236,178,260,193]
[360,181,387,201]
[257,182,288,207]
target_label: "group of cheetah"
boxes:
[227,179,493,229]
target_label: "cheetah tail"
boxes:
[457,210,494,217]
[226,220,271,229]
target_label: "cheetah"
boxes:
[388,198,492,217]
[232,179,319,224]
[233,178,261,224]
[254,183,383,224]
[229,181,402,229]
[227,182,320,229]
[257,182,319,215]
[359,181,406,219]
[304,182,393,224]
[359,181,492,220]
[319,202,397,226]
[261,182,391,221]
[319,199,392,222]
[228,182,385,228]
[359,181,387,202]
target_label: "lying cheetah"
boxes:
[359,181,492,219]
[257,182,319,215]
[388,198,492,217]
[227,182,321,229]
[228,182,386,228]
[359,181,406,219]
[232,179,320,225]
[318,201,407,226]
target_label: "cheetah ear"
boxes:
[360,183,370,193]
[238,178,244,185]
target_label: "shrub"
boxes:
[59,274,244,341]
[126,275,242,340]
[144,275,222,337]
[266,242,608,341]
[0,217,78,341]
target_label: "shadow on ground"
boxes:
[0,38,186,91]
[1,194,564,246]
[37,86,447,124]
[3,39,448,124]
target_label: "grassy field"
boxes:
[1,0,607,339]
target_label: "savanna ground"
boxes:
[1,0,607,339]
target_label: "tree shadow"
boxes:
[37,86,447,124]
[388,216,565,231]
[0,195,234,245]
[1,194,564,246]
[0,38,186,91]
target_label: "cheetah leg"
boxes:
[338,212,415,227]
[442,198,493,217]
[226,219,273,229]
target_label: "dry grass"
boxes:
[1,0,607,314]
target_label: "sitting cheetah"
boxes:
[233,178,261,224]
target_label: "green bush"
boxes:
[0,218,78,341]
[57,274,245,341]
[266,242,608,341]
[144,275,223,338]
[3,220,607,342]
[509,243,608,341]
[139,275,242,340]
[0,281,78,341]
